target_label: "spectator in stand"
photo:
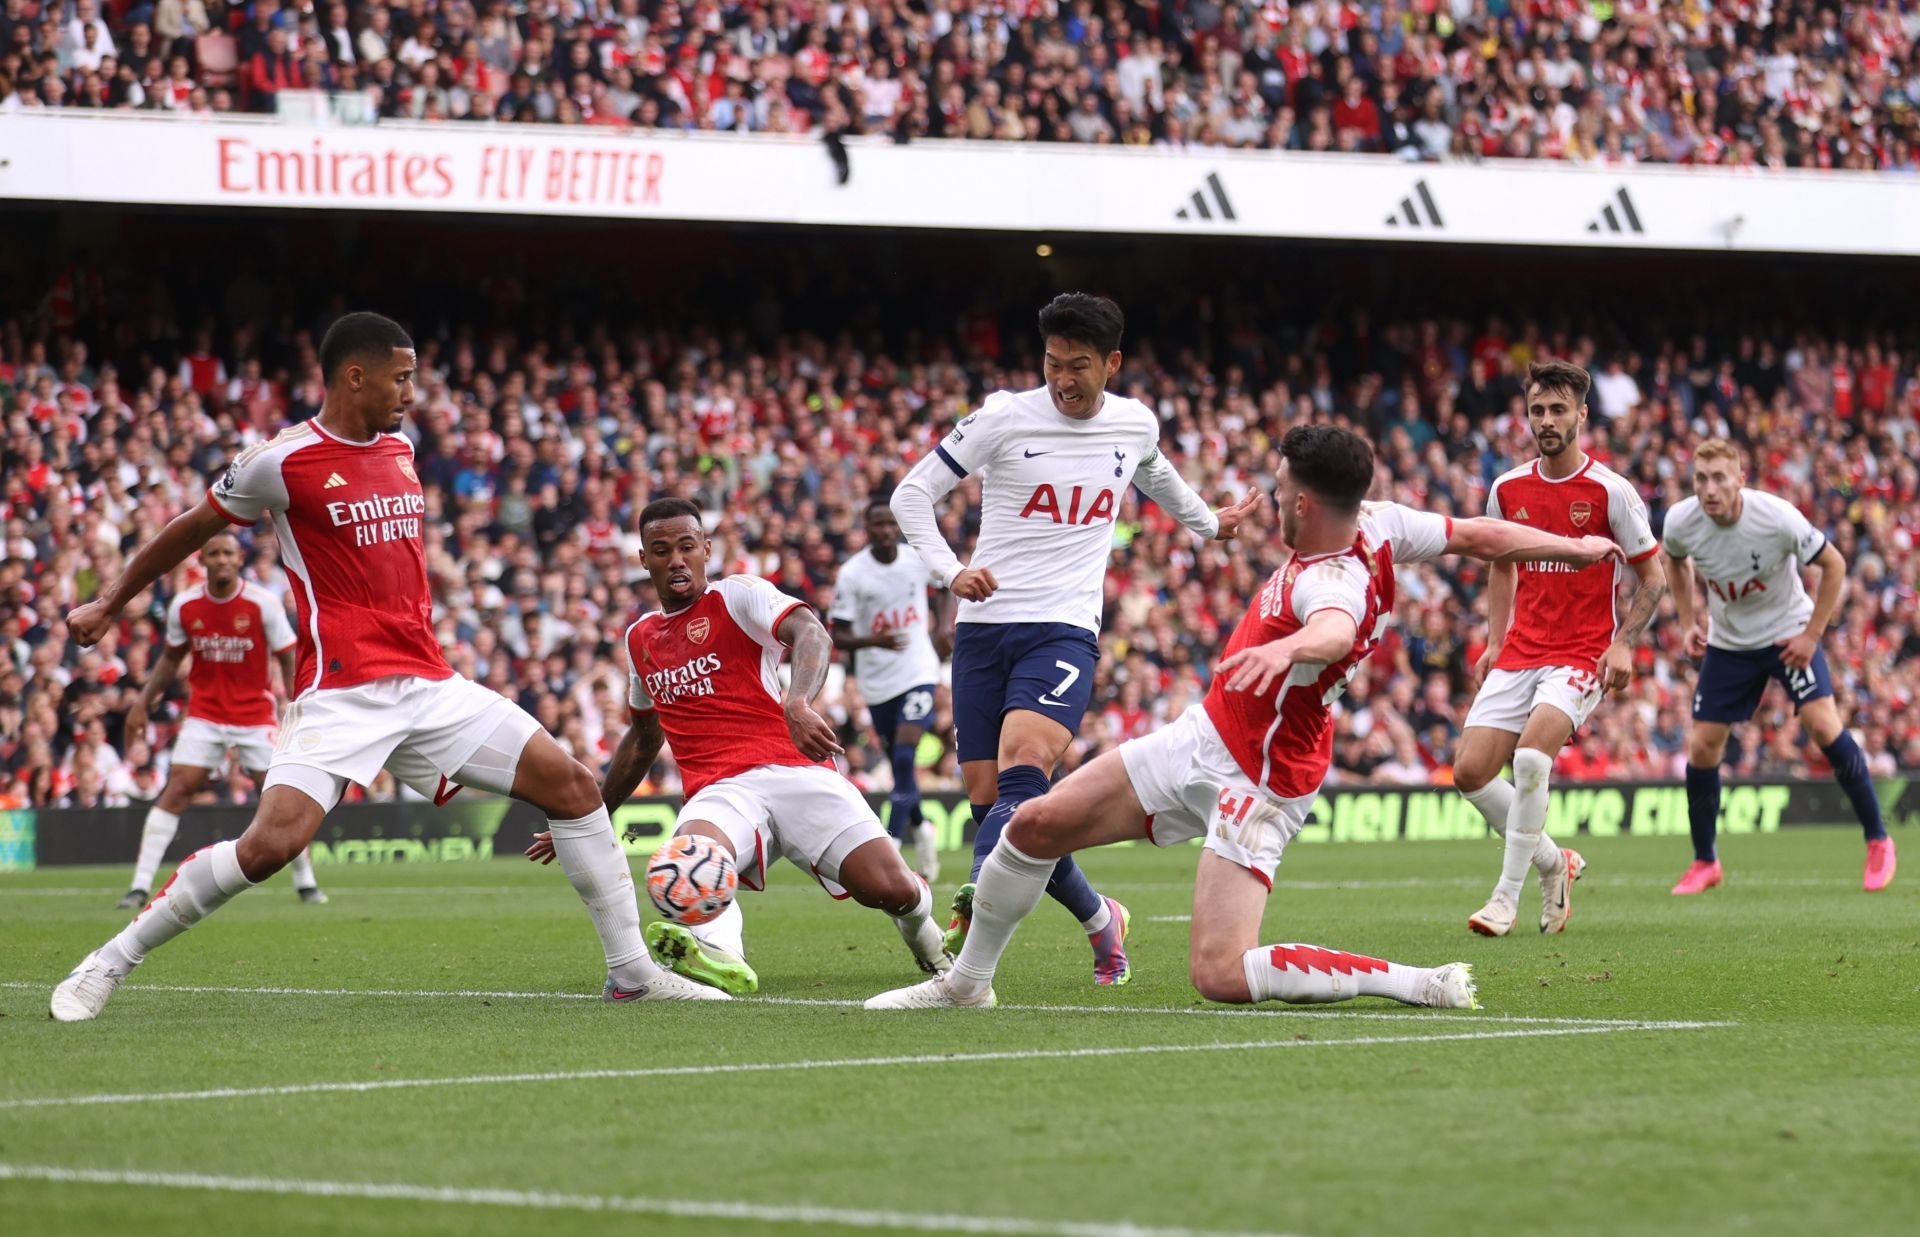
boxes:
[243,25,297,113]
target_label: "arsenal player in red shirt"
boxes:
[54,313,722,1022]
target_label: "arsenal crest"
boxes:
[397,457,418,483]
[233,614,251,631]
[1568,500,1593,529]
[687,617,711,644]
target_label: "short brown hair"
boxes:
[1281,425,1375,513]
[1526,359,1592,406]
[1691,440,1742,470]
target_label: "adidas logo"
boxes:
[1585,187,1645,235]
[323,473,348,490]
[1173,172,1238,222]
[1513,507,1529,520]
[1384,180,1444,229]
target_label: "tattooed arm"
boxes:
[1598,555,1667,694]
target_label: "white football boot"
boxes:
[1419,962,1481,1009]
[1538,848,1586,934]
[864,974,996,1010]
[50,951,129,1022]
[1467,890,1519,937]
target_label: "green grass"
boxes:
[2,829,1915,1237]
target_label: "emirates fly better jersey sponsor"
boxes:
[1485,458,1659,671]
[626,575,831,799]
[1203,503,1452,799]
[164,581,297,727]
[828,545,943,703]
[1662,489,1827,651]
[207,421,451,694]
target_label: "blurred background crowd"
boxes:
[5,0,1920,170]
[3,216,1917,813]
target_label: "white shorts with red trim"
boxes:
[1464,665,1605,735]
[677,764,886,897]
[269,674,534,800]
[173,718,276,774]
[1118,707,1314,888]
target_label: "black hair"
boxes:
[1281,425,1374,513]
[318,312,413,386]
[1037,292,1124,356]
[637,496,704,538]
[866,494,896,517]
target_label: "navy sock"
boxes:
[1685,763,1721,863]
[1821,733,1888,841]
[885,742,921,840]
[968,765,1104,923]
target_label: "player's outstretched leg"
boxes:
[288,848,328,903]
[55,783,325,1022]
[505,730,726,1002]
[836,839,950,977]
[1187,852,1478,1010]
[647,899,759,996]
[870,748,1146,1009]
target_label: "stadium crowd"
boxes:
[4,256,1920,812]
[4,1,1920,170]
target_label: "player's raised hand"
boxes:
[1219,641,1295,696]
[950,567,998,602]
[1684,623,1709,661]
[525,830,557,865]
[1568,535,1625,566]
[1777,631,1819,670]
[1211,489,1266,542]
[66,598,115,648]
[785,700,845,761]
[1597,641,1635,694]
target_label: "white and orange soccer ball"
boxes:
[645,834,738,925]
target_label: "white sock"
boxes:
[891,879,946,966]
[1494,748,1554,900]
[131,807,181,892]
[1079,901,1111,935]
[689,899,747,961]
[546,807,658,988]
[287,848,318,891]
[1466,777,1563,876]
[102,841,255,972]
[1241,943,1430,1005]
[948,838,1055,997]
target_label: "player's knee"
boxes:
[1188,950,1252,1005]
[851,865,922,916]
[1511,747,1554,795]
[552,760,603,819]
[1688,730,1728,766]
[1005,796,1071,859]
[1452,761,1493,795]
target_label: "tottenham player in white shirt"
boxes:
[890,294,1262,986]
[1661,440,1894,894]
[830,500,951,880]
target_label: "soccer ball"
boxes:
[645,834,738,925]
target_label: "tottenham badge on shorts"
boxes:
[1568,500,1593,529]
[687,617,711,644]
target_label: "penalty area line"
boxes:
[1,1023,1717,1112]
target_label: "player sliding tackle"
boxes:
[53,313,723,1022]
[528,498,949,995]
[868,426,1623,1011]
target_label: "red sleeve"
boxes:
[770,600,810,642]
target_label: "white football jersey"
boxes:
[893,387,1215,632]
[1663,489,1827,651]
[828,545,943,704]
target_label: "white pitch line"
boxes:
[0,1024,1717,1113]
[0,980,1732,1030]
[0,1163,1295,1237]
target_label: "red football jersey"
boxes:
[1204,504,1452,799]
[164,581,297,726]
[625,575,827,799]
[207,420,451,695]
[1486,458,1659,671]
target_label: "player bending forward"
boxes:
[530,498,949,997]
[1662,441,1894,894]
[890,292,1261,986]
[119,532,326,909]
[53,312,722,1022]
[868,426,1622,1011]
[830,500,950,881]
[1455,360,1665,937]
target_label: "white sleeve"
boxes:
[1484,479,1505,521]
[163,597,188,649]
[1606,478,1660,563]
[933,394,1011,477]
[260,592,298,653]
[627,665,654,715]
[1289,560,1368,627]
[208,442,288,526]
[826,565,858,623]
[1773,496,1827,565]
[1660,506,1689,560]
[1133,446,1220,539]
[1368,502,1452,565]
[719,576,812,650]
[891,456,966,588]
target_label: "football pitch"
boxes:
[2,829,1913,1237]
